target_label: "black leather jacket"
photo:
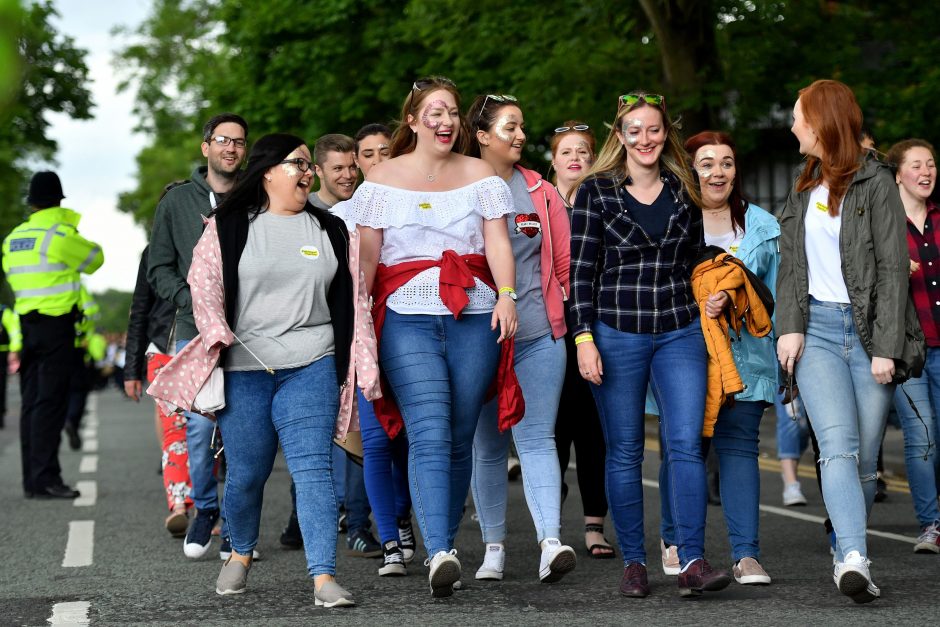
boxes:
[125,246,176,381]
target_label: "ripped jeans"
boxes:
[795,298,895,561]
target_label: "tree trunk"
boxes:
[637,0,719,133]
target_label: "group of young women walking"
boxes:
[148,75,936,608]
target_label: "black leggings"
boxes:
[555,333,609,519]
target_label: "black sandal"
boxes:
[585,523,615,559]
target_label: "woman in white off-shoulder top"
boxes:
[342,76,518,599]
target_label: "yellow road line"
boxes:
[643,437,911,495]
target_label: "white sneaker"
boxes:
[426,549,461,598]
[508,457,522,480]
[475,543,505,581]
[782,482,807,506]
[914,522,940,554]
[660,539,680,576]
[538,538,576,583]
[833,550,880,603]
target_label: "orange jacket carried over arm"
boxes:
[691,252,774,436]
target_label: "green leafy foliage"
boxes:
[0,1,93,303]
[115,0,940,226]
[91,289,134,334]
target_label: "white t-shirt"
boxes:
[339,176,514,315]
[705,227,744,256]
[804,185,850,303]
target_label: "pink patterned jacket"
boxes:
[147,216,380,438]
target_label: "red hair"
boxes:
[684,130,748,234]
[795,80,864,216]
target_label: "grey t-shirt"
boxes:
[507,170,552,341]
[225,210,339,371]
[308,192,332,211]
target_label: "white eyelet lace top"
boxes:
[338,176,513,315]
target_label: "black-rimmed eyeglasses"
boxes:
[279,158,312,172]
[210,135,246,149]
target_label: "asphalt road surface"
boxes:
[1,385,938,626]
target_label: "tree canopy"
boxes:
[0,0,93,303]
[116,0,940,226]
[0,0,93,239]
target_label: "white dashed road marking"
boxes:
[47,601,90,625]
[62,521,94,567]
[79,455,98,474]
[73,480,97,507]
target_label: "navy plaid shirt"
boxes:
[569,171,703,335]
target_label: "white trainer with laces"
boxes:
[914,522,940,554]
[782,482,807,506]
[426,549,461,598]
[833,550,880,603]
[475,543,505,581]
[538,538,576,583]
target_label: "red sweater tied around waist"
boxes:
[371,250,524,438]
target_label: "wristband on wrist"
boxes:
[498,286,516,295]
[574,333,594,345]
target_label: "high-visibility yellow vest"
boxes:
[86,332,106,363]
[0,306,21,352]
[1,207,103,316]
[75,284,100,348]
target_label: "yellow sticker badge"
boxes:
[815,201,828,213]
[418,202,432,210]
[300,245,320,259]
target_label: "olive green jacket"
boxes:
[776,155,915,361]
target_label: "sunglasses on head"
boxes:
[618,93,666,110]
[412,76,457,93]
[554,124,590,134]
[481,93,517,110]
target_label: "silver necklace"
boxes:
[427,173,436,182]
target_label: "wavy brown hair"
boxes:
[794,80,864,216]
[388,76,470,157]
[685,130,749,234]
[885,138,937,170]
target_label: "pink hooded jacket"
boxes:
[514,165,571,339]
[147,216,380,438]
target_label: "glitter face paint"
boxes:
[494,112,520,143]
[622,118,643,145]
[422,100,448,130]
[281,162,300,177]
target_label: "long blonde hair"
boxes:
[571,93,701,208]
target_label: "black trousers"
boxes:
[20,312,77,493]
[65,352,93,431]
[0,351,7,427]
[555,332,609,518]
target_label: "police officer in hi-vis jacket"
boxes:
[2,171,103,499]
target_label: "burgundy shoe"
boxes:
[677,558,732,597]
[619,562,650,598]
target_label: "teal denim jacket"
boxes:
[729,204,780,404]
[646,203,779,413]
